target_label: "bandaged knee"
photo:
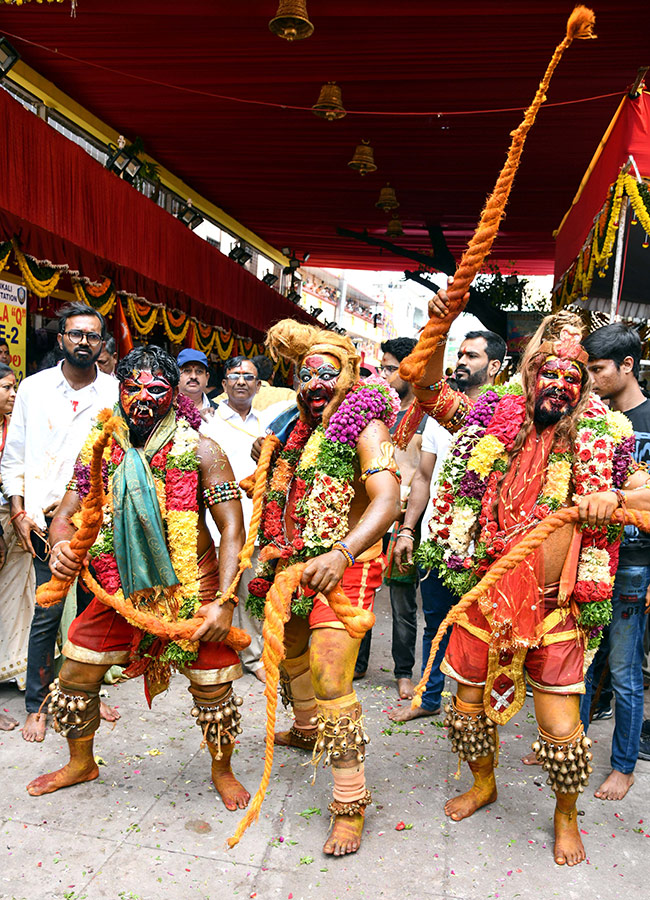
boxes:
[532,722,593,794]
[188,682,243,759]
[48,677,101,739]
[443,695,498,763]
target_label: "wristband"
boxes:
[9,510,27,524]
[332,540,355,567]
[398,532,415,542]
[399,525,415,534]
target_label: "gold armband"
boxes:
[359,441,401,484]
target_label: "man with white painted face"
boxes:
[243,320,400,858]
[25,346,250,813]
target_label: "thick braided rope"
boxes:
[412,504,650,708]
[399,6,596,385]
[228,560,375,848]
[79,565,250,652]
[227,434,282,600]
[35,416,118,608]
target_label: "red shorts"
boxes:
[308,556,385,630]
[442,590,585,711]
[64,546,242,685]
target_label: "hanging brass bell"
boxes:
[347,140,377,176]
[269,1,314,41]
[312,82,346,121]
[376,183,399,211]
[386,215,403,238]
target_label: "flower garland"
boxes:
[417,382,636,650]
[248,378,399,618]
[73,394,204,667]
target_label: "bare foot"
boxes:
[27,758,99,796]
[100,701,120,723]
[444,779,497,821]
[253,668,266,683]
[274,725,317,750]
[211,762,250,810]
[21,713,47,743]
[323,812,365,856]
[0,713,19,731]
[396,677,415,700]
[593,769,634,801]
[388,704,439,723]
[522,751,541,766]
[554,807,586,866]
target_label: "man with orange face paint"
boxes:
[404,296,650,868]
[246,320,401,857]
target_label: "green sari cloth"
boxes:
[111,408,179,598]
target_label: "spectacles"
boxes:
[63,329,103,346]
[225,373,257,383]
[380,364,399,374]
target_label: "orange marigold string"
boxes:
[399,6,596,386]
[411,505,650,709]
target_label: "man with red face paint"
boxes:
[406,298,650,868]
[245,319,401,857]
[26,346,251,813]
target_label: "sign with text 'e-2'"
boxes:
[0,280,27,383]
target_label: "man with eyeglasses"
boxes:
[203,357,291,681]
[1,303,118,742]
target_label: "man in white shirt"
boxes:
[1,304,119,742]
[202,356,289,681]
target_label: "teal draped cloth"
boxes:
[112,409,179,598]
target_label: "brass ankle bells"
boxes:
[443,698,498,762]
[192,691,243,758]
[532,725,593,794]
[47,678,99,738]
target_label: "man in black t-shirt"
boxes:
[580,323,650,800]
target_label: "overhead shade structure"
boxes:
[553,91,650,320]
[0,88,314,342]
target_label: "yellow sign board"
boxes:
[0,280,28,383]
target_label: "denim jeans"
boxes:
[580,565,650,773]
[419,568,456,712]
[389,581,418,679]
[25,528,90,713]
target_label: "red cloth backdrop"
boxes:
[0,89,314,341]
[554,93,650,281]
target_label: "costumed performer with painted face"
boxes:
[245,320,401,856]
[405,292,650,867]
[26,346,251,812]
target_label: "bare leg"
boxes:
[310,627,368,857]
[444,684,497,821]
[21,712,47,742]
[0,713,19,731]
[396,677,415,700]
[593,769,634,801]
[27,734,99,796]
[533,689,586,867]
[274,614,316,748]
[208,741,250,811]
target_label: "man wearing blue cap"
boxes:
[177,348,216,418]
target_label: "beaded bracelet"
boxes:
[332,540,355,567]
[202,480,241,506]
[445,395,469,434]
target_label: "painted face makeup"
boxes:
[298,353,341,422]
[534,356,583,425]
[119,368,174,437]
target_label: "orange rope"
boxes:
[228,561,375,848]
[399,6,596,385]
[412,505,650,708]
[79,566,250,652]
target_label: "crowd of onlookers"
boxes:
[0,303,648,803]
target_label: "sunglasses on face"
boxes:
[225,373,257,383]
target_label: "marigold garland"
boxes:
[72,278,117,317]
[0,241,10,274]
[12,240,61,298]
[162,307,191,344]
